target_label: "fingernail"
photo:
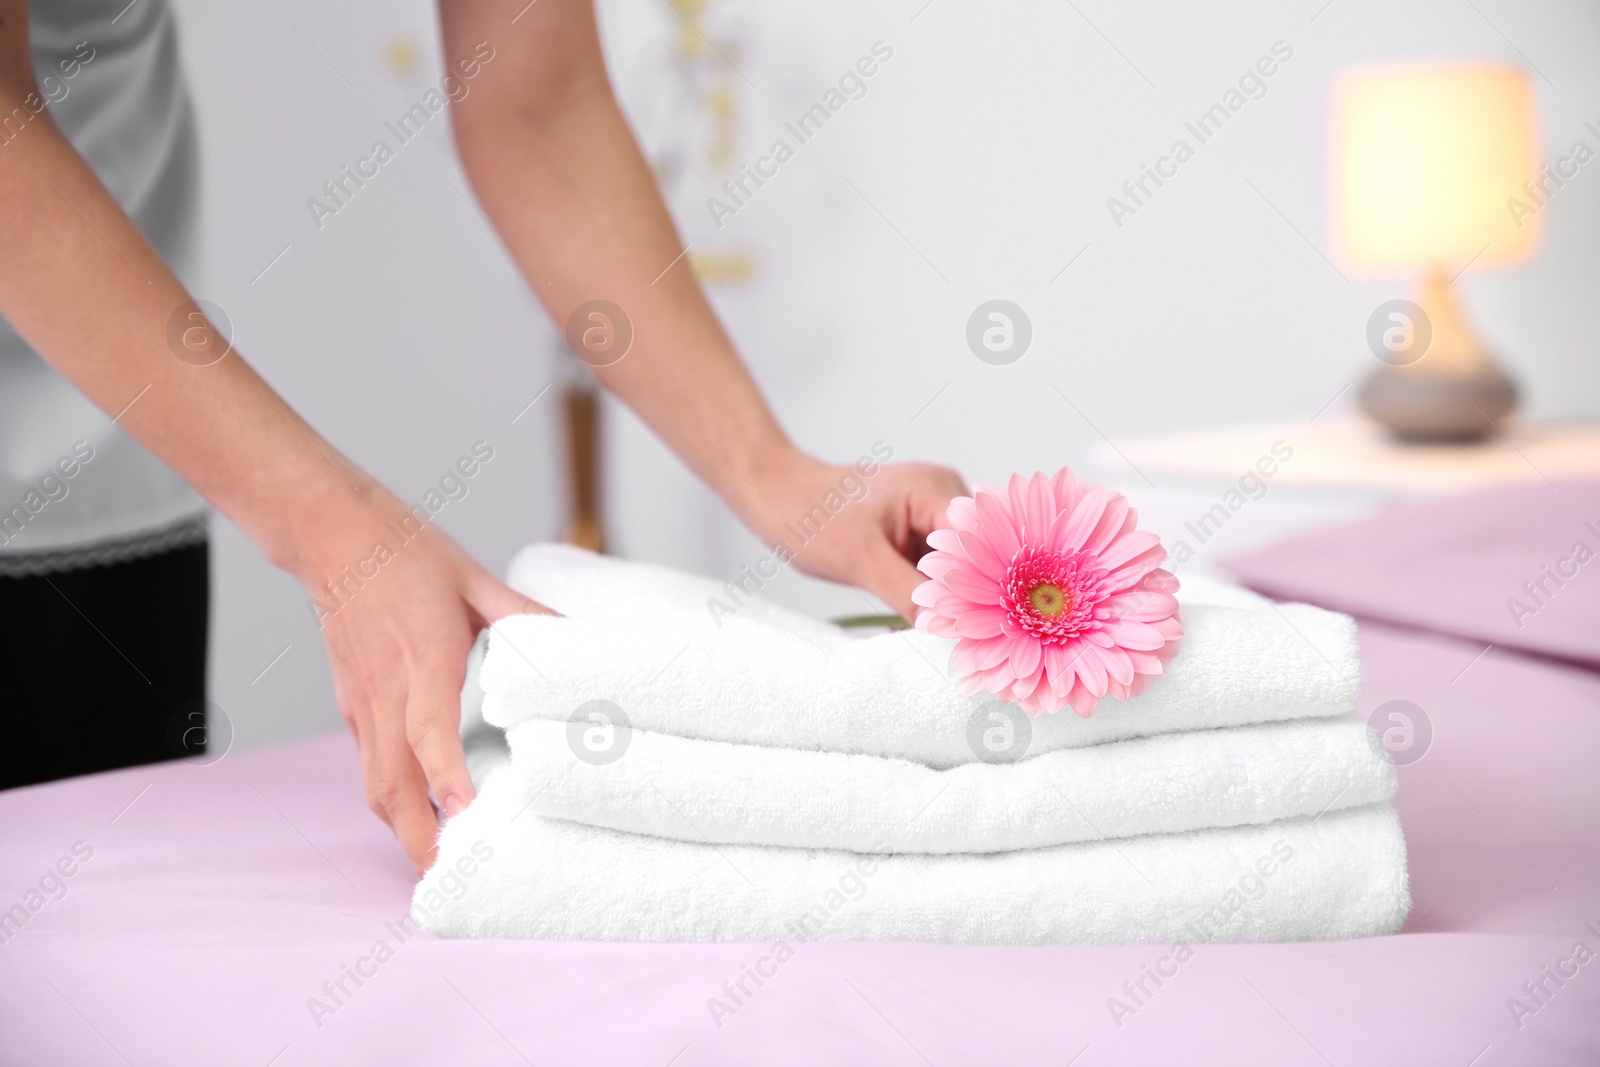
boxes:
[443,794,465,818]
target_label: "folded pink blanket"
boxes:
[1225,482,1600,668]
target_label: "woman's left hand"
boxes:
[741,450,967,622]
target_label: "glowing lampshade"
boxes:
[1333,65,1539,271]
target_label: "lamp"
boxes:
[1332,64,1539,442]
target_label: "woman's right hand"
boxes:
[285,480,554,874]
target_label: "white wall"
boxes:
[169,0,1600,748]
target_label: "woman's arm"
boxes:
[0,1,536,873]
[440,0,965,620]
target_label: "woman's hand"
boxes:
[742,450,967,622]
[284,480,552,874]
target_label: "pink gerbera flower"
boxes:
[912,469,1183,717]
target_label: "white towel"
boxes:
[505,713,1394,853]
[436,546,1407,945]
[417,765,1410,944]
[481,548,1361,768]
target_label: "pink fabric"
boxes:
[1224,482,1600,669]
[3,618,1597,1064]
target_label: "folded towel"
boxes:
[505,543,853,637]
[440,546,1406,946]
[417,765,1410,944]
[506,712,1394,853]
[481,548,1361,768]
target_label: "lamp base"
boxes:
[1358,268,1520,444]
[1358,362,1517,443]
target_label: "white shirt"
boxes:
[0,0,206,575]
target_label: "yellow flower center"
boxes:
[1029,582,1070,617]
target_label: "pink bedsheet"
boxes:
[3,618,1598,1066]
[1225,482,1600,669]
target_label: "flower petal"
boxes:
[911,580,948,608]
[1061,486,1110,551]
[1102,551,1169,593]
[971,634,1015,670]
[980,662,1020,693]
[939,563,1000,605]
[953,607,1009,639]
[1107,590,1179,622]
[1101,646,1135,687]
[1095,529,1162,573]
[1007,473,1032,535]
[1141,569,1180,594]
[1127,650,1164,674]
[1051,467,1082,514]
[925,528,965,557]
[1067,680,1099,717]
[1081,492,1131,556]
[917,551,967,584]
[1009,665,1044,700]
[973,485,1022,559]
[1026,471,1055,543]
[946,496,981,535]
[1008,634,1042,679]
[957,529,1010,580]
[1103,618,1169,651]
[1075,644,1110,695]
[1042,504,1079,555]
[950,636,1010,678]
[1016,689,1050,717]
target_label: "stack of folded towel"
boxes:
[419,544,1409,944]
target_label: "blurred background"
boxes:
[169,0,1600,749]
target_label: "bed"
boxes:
[3,485,1597,1066]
